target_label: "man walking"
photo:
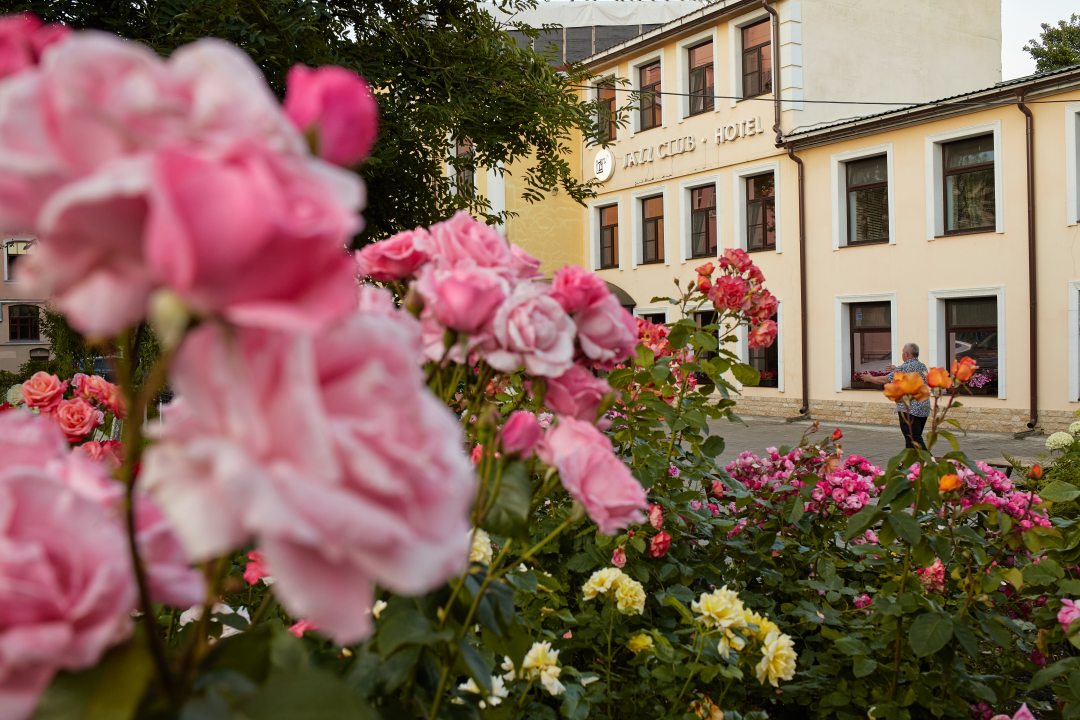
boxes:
[860,342,929,450]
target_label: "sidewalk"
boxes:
[708,415,1047,470]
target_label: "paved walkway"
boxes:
[709,415,1048,470]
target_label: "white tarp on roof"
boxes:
[485,1,710,28]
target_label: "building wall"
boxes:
[0,238,49,373]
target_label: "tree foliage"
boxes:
[1024,13,1080,73]
[1,0,601,243]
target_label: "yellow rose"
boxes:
[755,630,797,687]
[627,633,654,654]
[582,568,626,601]
[692,587,747,631]
[469,528,493,565]
[614,577,646,615]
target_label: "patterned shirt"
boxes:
[887,358,931,417]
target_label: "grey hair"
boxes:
[904,342,920,358]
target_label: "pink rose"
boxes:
[550,265,609,314]
[355,228,432,281]
[573,294,637,370]
[20,371,66,412]
[539,417,646,534]
[244,550,271,586]
[719,248,752,273]
[133,497,206,608]
[0,408,67,467]
[509,244,542,280]
[142,314,475,644]
[51,397,101,442]
[708,275,748,312]
[284,64,378,167]
[72,439,124,469]
[749,319,777,349]
[543,365,610,421]
[72,373,125,417]
[647,503,664,530]
[498,411,543,457]
[611,546,626,568]
[648,530,671,558]
[426,211,515,275]
[853,594,872,609]
[0,468,136,720]
[0,13,69,80]
[485,284,575,378]
[1059,599,1080,635]
[415,265,508,334]
[751,289,778,322]
[288,619,319,638]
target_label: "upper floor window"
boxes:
[943,134,995,234]
[741,19,772,99]
[599,204,619,269]
[640,194,664,264]
[687,41,714,116]
[846,155,889,245]
[454,138,475,197]
[690,185,717,258]
[638,61,662,131]
[4,240,29,282]
[597,79,617,143]
[8,304,39,342]
[746,173,775,252]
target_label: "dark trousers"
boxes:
[898,413,927,450]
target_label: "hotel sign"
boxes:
[620,116,766,169]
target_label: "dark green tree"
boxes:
[1024,13,1080,72]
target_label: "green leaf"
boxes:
[843,506,882,540]
[661,595,695,623]
[887,511,921,545]
[376,603,440,657]
[458,639,493,694]
[635,345,655,368]
[701,435,725,458]
[482,461,532,539]
[1022,558,1064,587]
[1040,480,1080,503]
[853,656,877,678]
[238,668,374,719]
[692,330,719,353]
[731,363,760,386]
[34,638,153,720]
[908,612,954,657]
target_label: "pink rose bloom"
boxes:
[244,550,271,586]
[647,503,664,530]
[284,64,378,167]
[611,546,626,568]
[52,397,101,442]
[708,275,748,312]
[543,365,610,421]
[1059,599,1080,635]
[20,371,66,413]
[573,294,637,370]
[132,497,206,608]
[550,265,609,314]
[355,227,432,281]
[288,619,319,638]
[0,409,67,468]
[990,705,1036,720]
[853,594,872,609]
[485,284,575,378]
[415,265,508,334]
[648,530,671,558]
[0,469,136,720]
[426,211,515,275]
[0,13,69,80]
[749,320,778,349]
[751,290,778,322]
[539,417,646,534]
[498,411,543,457]
[142,314,475,644]
[72,439,123,469]
[509,244,542,280]
[719,248,752,273]
[71,373,125,418]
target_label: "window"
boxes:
[687,41,714,116]
[846,155,889,244]
[597,79,617,143]
[746,173,775,252]
[848,302,891,389]
[8,304,39,342]
[640,195,664,264]
[640,312,667,324]
[28,348,48,360]
[599,204,619,269]
[638,61,662,131]
[689,185,717,258]
[4,240,29,281]
[454,138,475,197]
[741,19,772,99]
[943,134,995,234]
[749,312,779,388]
[945,298,998,396]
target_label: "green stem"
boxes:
[672,631,704,710]
[605,606,616,718]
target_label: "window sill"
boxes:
[6,340,44,345]
[842,239,890,248]
[937,227,996,238]
[597,265,619,271]
[638,259,665,266]
[737,92,773,103]
[637,125,662,133]
[747,246,776,254]
[689,253,718,260]
[687,108,715,118]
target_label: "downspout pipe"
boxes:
[761,0,782,145]
[1016,94,1039,431]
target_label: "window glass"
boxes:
[847,156,887,186]
[741,19,772,98]
[454,138,475,197]
[943,134,995,233]
[944,135,994,169]
[846,155,889,244]
[742,20,770,48]
[945,297,998,396]
[599,204,619,269]
[688,40,714,115]
[5,240,29,281]
[8,304,39,342]
[849,302,890,389]
[639,61,662,130]
[641,195,664,264]
[690,185,717,258]
[746,173,775,251]
[597,79,617,142]
[749,312,779,388]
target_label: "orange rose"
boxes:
[697,276,712,292]
[951,356,977,382]
[883,372,930,403]
[1028,464,1043,481]
[695,262,715,276]
[927,367,952,389]
[938,474,962,492]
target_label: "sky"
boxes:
[1002,0,1077,79]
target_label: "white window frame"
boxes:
[924,121,1004,240]
[732,162,782,254]
[588,197,624,272]
[728,8,772,107]
[630,50,665,135]
[834,293,898,393]
[1069,281,1080,402]
[631,186,670,268]
[927,286,1007,400]
[594,67,621,144]
[3,238,31,283]
[634,307,669,323]
[1066,103,1080,227]
[830,144,895,249]
[675,28,719,121]
[678,175,720,263]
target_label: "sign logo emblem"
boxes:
[593,149,614,182]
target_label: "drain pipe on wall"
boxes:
[1016,94,1039,432]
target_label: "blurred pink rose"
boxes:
[611,546,626,568]
[748,320,777,349]
[498,411,543,457]
[133,497,206,608]
[573,294,637,370]
[0,408,67,470]
[1059,598,1080,635]
[509,245,542,280]
[288,619,319,638]
[355,227,432,281]
[415,265,508,334]
[52,397,101,442]
[71,373,125,417]
[647,503,664,530]
[0,469,136,720]
[72,439,124,469]
[539,417,646,534]
[486,284,575,378]
[544,366,610,421]
[549,265,609,314]
[0,13,69,80]
[142,313,475,644]
[284,64,378,167]
[244,550,271,586]
[20,371,66,413]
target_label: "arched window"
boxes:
[9,304,40,341]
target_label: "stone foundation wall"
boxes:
[735,394,1071,435]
